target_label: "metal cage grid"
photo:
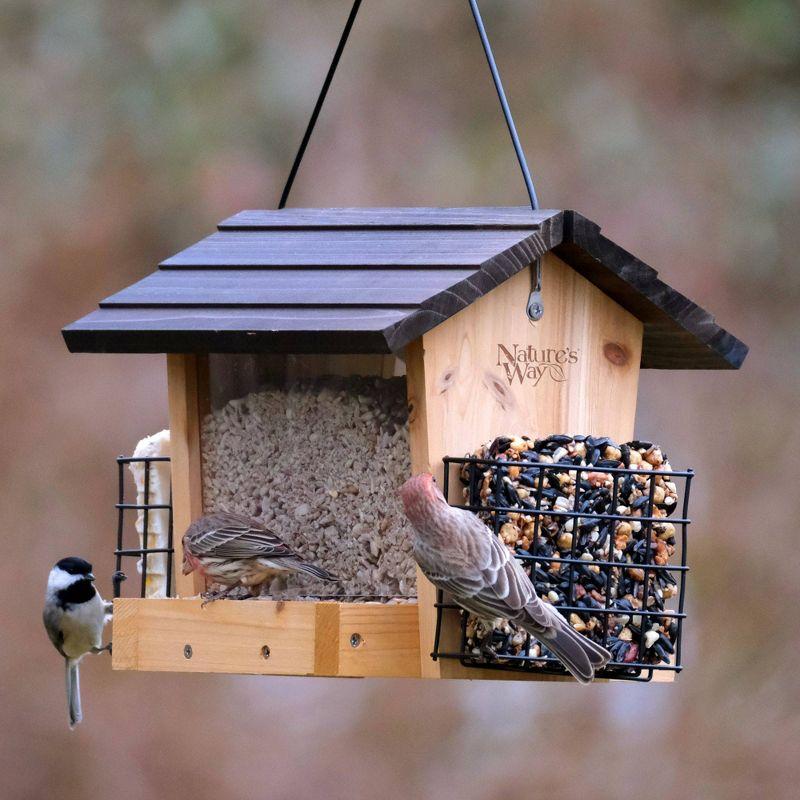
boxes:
[112,455,174,598]
[432,455,693,682]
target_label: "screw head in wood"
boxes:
[350,633,362,648]
[183,644,193,659]
[261,645,271,659]
[526,294,544,322]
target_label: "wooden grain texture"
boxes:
[314,603,341,676]
[218,207,559,230]
[63,207,747,370]
[64,308,406,354]
[100,269,479,307]
[159,229,544,268]
[69,306,410,330]
[422,253,642,445]
[66,327,394,355]
[405,339,440,679]
[337,604,421,678]
[416,254,643,681]
[167,354,206,597]
[110,597,139,670]
[111,598,317,675]
[110,599,421,678]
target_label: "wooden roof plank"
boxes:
[65,306,409,331]
[160,229,540,268]
[219,207,560,230]
[63,327,392,355]
[555,212,747,370]
[100,268,479,308]
[63,307,404,354]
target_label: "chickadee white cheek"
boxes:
[47,567,82,594]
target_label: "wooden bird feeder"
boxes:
[63,206,747,681]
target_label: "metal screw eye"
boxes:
[183,644,193,659]
[261,645,271,659]
[350,633,363,648]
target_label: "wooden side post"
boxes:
[405,338,440,678]
[167,354,206,597]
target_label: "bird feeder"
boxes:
[63,206,747,681]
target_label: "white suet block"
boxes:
[129,430,171,598]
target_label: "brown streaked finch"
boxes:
[182,511,338,604]
[399,473,611,683]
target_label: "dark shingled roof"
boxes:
[63,207,747,369]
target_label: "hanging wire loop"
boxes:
[276,0,544,318]
[467,1,543,319]
[278,0,363,209]
[467,0,539,211]
[277,0,540,213]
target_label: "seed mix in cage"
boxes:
[201,375,417,601]
[459,435,681,670]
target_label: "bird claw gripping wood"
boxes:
[200,586,237,607]
[526,258,544,323]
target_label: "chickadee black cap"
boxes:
[55,557,94,577]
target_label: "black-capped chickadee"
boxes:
[43,557,113,728]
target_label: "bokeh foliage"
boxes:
[1,2,798,798]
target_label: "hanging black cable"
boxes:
[277,0,540,215]
[467,0,539,211]
[467,1,542,320]
[278,0,362,209]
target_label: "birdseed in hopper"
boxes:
[200,375,417,602]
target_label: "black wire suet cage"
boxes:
[112,455,174,598]
[432,448,693,682]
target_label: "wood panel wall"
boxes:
[406,252,644,679]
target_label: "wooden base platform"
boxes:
[111,598,674,681]
[112,598,421,678]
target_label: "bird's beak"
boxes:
[87,573,96,581]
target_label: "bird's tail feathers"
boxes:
[537,618,611,684]
[66,658,82,729]
[294,561,339,582]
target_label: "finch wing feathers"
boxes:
[472,537,558,634]
[188,512,298,560]
[415,503,610,682]
[422,516,557,634]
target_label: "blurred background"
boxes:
[2,1,798,797]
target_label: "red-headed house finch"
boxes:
[183,511,338,604]
[399,474,610,683]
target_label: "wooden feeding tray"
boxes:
[64,207,747,681]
